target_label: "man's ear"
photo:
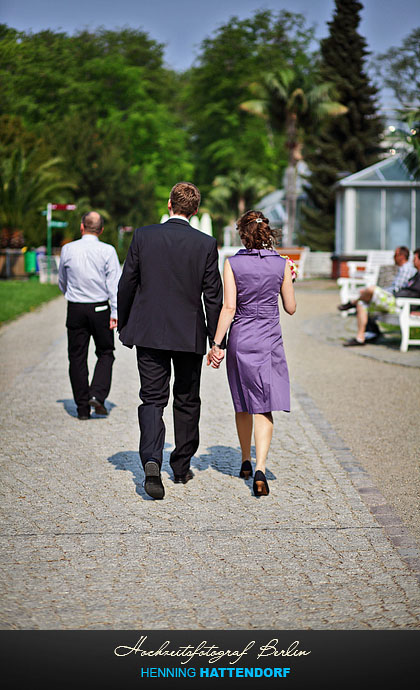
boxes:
[168,199,172,211]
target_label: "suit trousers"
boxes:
[136,347,203,477]
[66,301,115,416]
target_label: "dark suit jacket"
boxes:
[117,218,223,355]
[395,271,420,298]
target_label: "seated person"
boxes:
[339,246,418,346]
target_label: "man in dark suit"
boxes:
[117,182,223,499]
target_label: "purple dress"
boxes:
[226,248,290,414]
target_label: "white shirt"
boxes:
[58,234,122,318]
[168,214,190,222]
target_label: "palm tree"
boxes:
[401,114,420,180]
[241,67,347,245]
[206,171,275,244]
[0,147,75,245]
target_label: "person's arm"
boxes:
[390,264,415,294]
[58,246,67,295]
[207,259,236,368]
[202,239,224,348]
[106,247,122,328]
[395,271,420,298]
[280,262,296,315]
[117,231,140,332]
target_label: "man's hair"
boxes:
[170,182,201,217]
[414,248,420,259]
[81,212,104,234]
[396,246,410,261]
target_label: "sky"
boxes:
[2,0,420,110]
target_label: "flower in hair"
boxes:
[255,218,263,223]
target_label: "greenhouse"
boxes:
[335,155,420,254]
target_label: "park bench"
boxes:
[38,255,60,284]
[370,298,420,352]
[337,250,395,312]
[218,245,309,279]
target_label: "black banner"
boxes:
[1,629,418,688]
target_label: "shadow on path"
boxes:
[196,445,276,496]
[108,445,171,501]
[108,445,277,499]
[57,398,116,418]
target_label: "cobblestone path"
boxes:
[1,297,419,629]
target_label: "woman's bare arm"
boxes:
[207,259,236,367]
[280,262,296,315]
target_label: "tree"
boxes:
[0,25,193,247]
[0,146,75,247]
[373,28,420,111]
[183,10,315,231]
[206,171,274,241]
[300,0,384,251]
[241,66,346,245]
[403,118,420,180]
[373,29,420,181]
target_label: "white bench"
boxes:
[371,297,420,352]
[337,250,395,316]
[38,255,60,284]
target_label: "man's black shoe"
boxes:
[78,414,90,420]
[89,397,108,415]
[174,469,194,484]
[343,337,365,347]
[338,301,355,311]
[144,461,165,499]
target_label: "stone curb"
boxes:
[293,382,420,584]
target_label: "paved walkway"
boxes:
[1,292,419,629]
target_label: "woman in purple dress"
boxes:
[207,210,296,496]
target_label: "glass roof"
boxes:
[339,155,415,184]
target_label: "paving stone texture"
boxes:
[0,295,419,630]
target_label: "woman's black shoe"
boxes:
[239,460,253,479]
[253,470,269,496]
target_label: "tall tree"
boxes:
[0,25,193,247]
[300,0,383,251]
[0,146,75,247]
[206,171,274,230]
[373,29,420,180]
[241,66,346,245]
[183,10,315,239]
[373,27,420,112]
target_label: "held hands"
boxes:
[207,345,225,369]
[110,318,118,329]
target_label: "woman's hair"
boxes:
[237,210,278,250]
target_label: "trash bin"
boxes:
[24,250,37,275]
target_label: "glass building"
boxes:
[335,156,420,254]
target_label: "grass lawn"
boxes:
[0,279,61,325]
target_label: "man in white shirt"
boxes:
[339,246,416,346]
[58,211,122,419]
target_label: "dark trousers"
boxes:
[66,302,115,416]
[136,347,203,477]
